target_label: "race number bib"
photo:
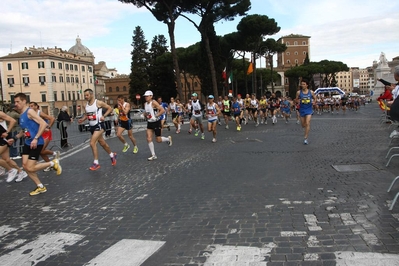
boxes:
[87,112,97,121]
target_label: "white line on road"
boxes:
[0,225,18,239]
[83,239,165,266]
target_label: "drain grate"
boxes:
[332,163,378,172]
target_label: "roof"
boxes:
[68,36,93,57]
[280,34,311,39]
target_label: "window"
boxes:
[295,59,298,64]
[51,61,55,68]
[302,41,306,45]
[286,52,290,55]
[294,41,298,45]
[7,63,12,71]
[303,51,307,55]
[59,75,64,82]
[22,76,30,86]
[58,62,63,69]
[41,93,46,102]
[89,77,93,84]
[22,62,29,69]
[75,77,79,83]
[82,76,86,83]
[72,91,76,100]
[70,64,73,70]
[74,65,78,71]
[7,77,15,87]
[65,64,69,70]
[39,76,46,85]
[116,86,120,92]
[66,76,70,83]
[82,66,85,72]
[68,92,71,101]
[88,66,92,72]
[294,51,298,55]
[61,91,65,101]
[286,42,290,45]
[10,95,14,103]
[123,86,127,91]
[71,76,74,83]
[77,93,80,100]
[287,60,291,64]
[52,75,56,82]
[38,61,45,68]
[54,92,57,101]
[109,87,112,92]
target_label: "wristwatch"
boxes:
[34,136,39,140]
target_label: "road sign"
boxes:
[136,94,140,100]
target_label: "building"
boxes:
[0,36,115,117]
[335,67,373,95]
[104,75,130,108]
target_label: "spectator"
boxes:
[57,106,72,148]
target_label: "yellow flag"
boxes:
[247,62,253,75]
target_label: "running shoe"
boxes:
[225,125,229,129]
[167,125,171,131]
[6,168,18,183]
[29,186,47,196]
[390,130,398,138]
[52,159,62,175]
[238,125,241,131]
[133,146,139,154]
[304,139,308,145]
[111,153,117,166]
[168,136,173,146]
[201,133,205,140]
[55,151,60,159]
[122,144,130,153]
[176,130,180,134]
[43,166,52,172]
[90,163,100,171]
[147,155,158,161]
[212,138,217,143]
[296,120,300,124]
[194,130,199,137]
[15,171,28,182]
[188,129,192,134]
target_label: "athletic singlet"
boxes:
[237,99,244,108]
[250,99,258,108]
[176,104,183,114]
[191,100,202,117]
[86,99,102,126]
[19,108,44,145]
[118,102,130,122]
[259,99,267,108]
[299,90,313,115]
[232,102,241,115]
[244,98,251,108]
[223,100,230,112]
[206,103,217,121]
[144,101,159,122]
[169,102,176,113]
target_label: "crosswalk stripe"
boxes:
[0,225,18,239]
[83,239,165,266]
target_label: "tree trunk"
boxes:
[201,32,219,99]
[167,21,183,99]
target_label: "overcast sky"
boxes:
[0,0,397,75]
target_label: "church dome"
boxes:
[68,36,93,56]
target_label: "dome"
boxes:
[68,36,93,56]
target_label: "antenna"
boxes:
[40,31,42,47]
[10,41,12,53]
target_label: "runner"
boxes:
[232,97,242,131]
[236,94,245,125]
[280,97,291,123]
[168,97,178,132]
[189,93,205,139]
[217,96,223,126]
[243,94,251,124]
[269,93,279,124]
[249,93,259,126]
[222,95,232,129]
[171,99,185,134]
[28,102,60,172]
[13,92,62,196]
[295,79,317,144]
[259,95,268,125]
[116,95,138,154]
[206,95,221,143]
[157,97,170,131]
[78,89,117,170]
[0,112,28,183]
[143,90,172,161]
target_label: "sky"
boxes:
[0,0,398,75]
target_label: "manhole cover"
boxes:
[332,164,378,172]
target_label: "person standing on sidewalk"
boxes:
[13,92,62,196]
[116,95,138,154]
[57,106,72,148]
[143,90,172,161]
[296,79,316,145]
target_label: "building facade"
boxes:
[277,34,311,69]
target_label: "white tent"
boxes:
[314,87,345,95]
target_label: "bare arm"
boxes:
[0,112,16,137]
[97,100,113,120]
[27,109,47,139]
[40,112,55,128]
[152,100,165,117]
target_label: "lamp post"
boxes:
[259,46,268,95]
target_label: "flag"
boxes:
[247,62,253,75]
[228,72,233,84]
[222,67,227,80]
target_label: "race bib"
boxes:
[87,112,97,121]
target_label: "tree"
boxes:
[180,0,250,98]
[119,0,184,98]
[147,35,176,100]
[129,26,149,102]
[259,38,286,92]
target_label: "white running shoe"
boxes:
[390,130,398,138]
[43,166,52,172]
[147,155,158,161]
[212,138,217,143]
[6,168,18,183]
[15,171,28,182]
[168,136,173,146]
[225,125,229,129]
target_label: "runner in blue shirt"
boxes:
[295,79,316,145]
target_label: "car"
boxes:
[129,109,145,121]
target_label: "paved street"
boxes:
[1,102,399,266]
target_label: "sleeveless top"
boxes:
[169,102,176,113]
[206,103,217,120]
[223,100,230,112]
[299,90,313,114]
[191,100,202,117]
[86,99,102,126]
[118,102,130,122]
[250,99,258,108]
[19,108,44,145]
[144,100,159,122]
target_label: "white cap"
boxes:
[143,90,153,96]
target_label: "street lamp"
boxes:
[259,46,268,94]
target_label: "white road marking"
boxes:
[307,236,320,247]
[340,213,357,225]
[304,214,322,231]
[335,251,399,266]
[3,239,27,249]
[0,225,18,238]
[0,232,84,266]
[201,244,275,265]
[280,231,307,237]
[304,253,319,261]
[83,239,165,266]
